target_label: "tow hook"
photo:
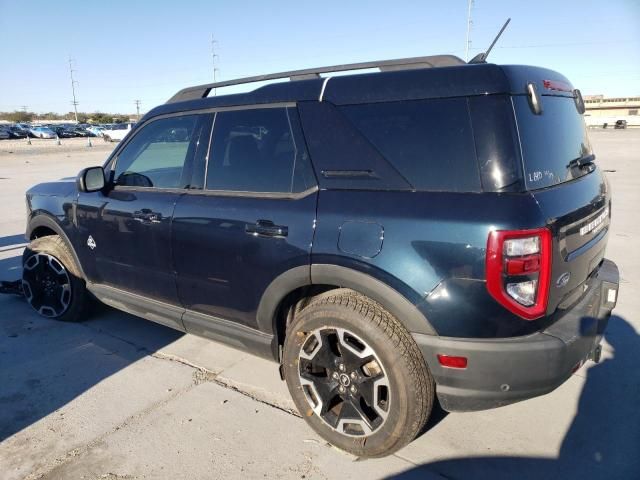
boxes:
[589,344,603,363]
[0,280,24,297]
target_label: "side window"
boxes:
[114,115,199,189]
[206,107,314,193]
[339,98,481,192]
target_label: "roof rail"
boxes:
[166,54,466,104]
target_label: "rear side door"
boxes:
[172,105,318,330]
[75,113,213,306]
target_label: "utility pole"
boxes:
[465,0,474,61]
[134,99,141,120]
[211,34,219,96]
[68,57,79,123]
[20,105,28,113]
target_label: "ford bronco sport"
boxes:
[22,53,619,457]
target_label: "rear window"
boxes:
[339,98,481,192]
[206,107,315,193]
[514,95,592,190]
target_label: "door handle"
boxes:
[133,208,161,224]
[245,220,288,238]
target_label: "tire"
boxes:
[282,288,434,457]
[104,135,111,143]
[22,235,89,322]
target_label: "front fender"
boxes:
[26,213,86,280]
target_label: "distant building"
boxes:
[583,95,639,127]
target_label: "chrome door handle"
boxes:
[245,220,288,238]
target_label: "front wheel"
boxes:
[22,235,89,322]
[283,289,434,457]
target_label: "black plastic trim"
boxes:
[87,283,186,332]
[256,265,311,335]
[26,214,87,280]
[311,264,437,335]
[183,310,274,361]
[414,259,619,412]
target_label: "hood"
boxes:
[27,178,77,198]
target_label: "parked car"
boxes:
[22,54,619,458]
[6,125,28,139]
[28,126,56,139]
[614,119,627,129]
[52,126,78,138]
[69,126,91,137]
[86,125,105,137]
[0,127,10,139]
[101,123,134,142]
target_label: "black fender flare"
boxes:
[256,265,310,335]
[310,264,437,335]
[256,263,437,337]
[26,214,87,279]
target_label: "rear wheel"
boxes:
[283,289,434,457]
[22,236,89,322]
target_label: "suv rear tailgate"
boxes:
[531,168,611,314]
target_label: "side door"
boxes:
[75,113,213,308]
[172,105,318,331]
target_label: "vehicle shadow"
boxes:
[0,234,26,249]
[389,314,640,479]
[0,252,183,441]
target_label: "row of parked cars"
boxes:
[0,122,135,142]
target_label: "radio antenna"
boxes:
[469,18,511,64]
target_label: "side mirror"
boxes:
[77,166,106,193]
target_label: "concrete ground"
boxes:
[0,130,638,479]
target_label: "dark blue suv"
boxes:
[22,55,619,457]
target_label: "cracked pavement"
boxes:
[1,131,639,479]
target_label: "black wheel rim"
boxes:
[22,253,72,318]
[298,327,390,437]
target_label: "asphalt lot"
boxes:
[0,130,639,479]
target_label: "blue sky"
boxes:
[1,0,638,114]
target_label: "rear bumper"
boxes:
[413,259,619,412]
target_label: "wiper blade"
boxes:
[568,154,596,169]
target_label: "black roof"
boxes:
[144,61,574,121]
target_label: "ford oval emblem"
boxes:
[556,272,571,288]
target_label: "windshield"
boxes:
[513,95,592,190]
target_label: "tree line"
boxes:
[0,111,132,124]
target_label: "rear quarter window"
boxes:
[339,98,481,192]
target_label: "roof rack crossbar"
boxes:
[166,54,465,104]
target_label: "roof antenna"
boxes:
[468,18,511,64]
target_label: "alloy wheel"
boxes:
[298,327,390,437]
[22,253,72,318]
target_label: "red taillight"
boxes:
[486,228,552,320]
[437,354,468,369]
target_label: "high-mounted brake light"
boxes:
[543,79,572,92]
[486,228,552,320]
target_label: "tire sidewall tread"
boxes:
[22,235,88,322]
[283,288,434,457]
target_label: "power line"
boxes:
[134,99,141,120]
[68,57,79,123]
